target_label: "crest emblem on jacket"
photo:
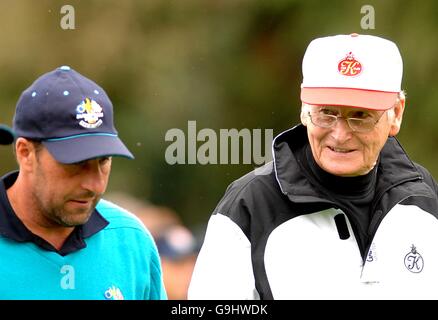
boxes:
[404,244,424,273]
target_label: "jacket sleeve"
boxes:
[188,212,259,299]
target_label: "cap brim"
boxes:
[0,125,15,145]
[42,134,134,164]
[301,87,399,110]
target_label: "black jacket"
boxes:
[189,125,438,299]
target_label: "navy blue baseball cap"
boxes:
[12,66,134,163]
[0,124,14,145]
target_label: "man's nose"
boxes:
[330,117,353,142]
[80,160,109,195]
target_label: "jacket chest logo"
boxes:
[366,243,376,262]
[404,245,424,273]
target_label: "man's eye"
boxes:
[350,111,371,119]
[318,108,338,116]
[100,157,111,164]
[74,160,87,166]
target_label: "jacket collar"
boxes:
[273,124,423,204]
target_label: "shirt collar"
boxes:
[0,171,109,256]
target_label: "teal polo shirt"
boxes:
[0,171,167,300]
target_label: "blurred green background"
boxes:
[0,0,437,231]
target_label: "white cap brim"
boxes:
[301,87,399,110]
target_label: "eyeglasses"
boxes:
[307,109,386,133]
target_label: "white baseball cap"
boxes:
[300,33,403,110]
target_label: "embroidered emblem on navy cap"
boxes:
[404,244,424,273]
[76,98,104,129]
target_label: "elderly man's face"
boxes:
[301,100,404,176]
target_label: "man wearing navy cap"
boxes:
[0,66,166,299]
[189,34,438,299]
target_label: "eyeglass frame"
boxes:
[306,106,390,133]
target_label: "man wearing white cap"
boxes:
[189,34,438,299]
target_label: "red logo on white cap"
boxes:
[338,52,362,76]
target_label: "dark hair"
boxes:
[28,139,43,154]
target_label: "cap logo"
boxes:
[76,98,104,129]
[338,52,362,76]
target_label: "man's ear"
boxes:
[15,138,38,172]
[389,98,405,136]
